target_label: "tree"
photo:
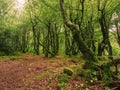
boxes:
[60,0,96,60]
[28,0,41,55]
[97,0,113,59]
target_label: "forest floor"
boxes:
[0,54,117,90]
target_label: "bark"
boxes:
[32,25,40,55]
[64,26,72,55]
[97,4,113,60]
[115,21,120,47]
[21,30,29,53]
[60,0,96,60]
[43,21,59,57]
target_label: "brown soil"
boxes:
[0,54,103,90]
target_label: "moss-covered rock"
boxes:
[63,68,73,76]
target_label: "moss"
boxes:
[63,68,73,76]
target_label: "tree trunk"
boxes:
[98,9,113,60]
[60,0,96,60]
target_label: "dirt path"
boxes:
[0,54,105,90]
[0,55,76,90]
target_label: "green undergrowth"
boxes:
[0,52,33,61]
[0,55,28,61]
[0,53,119,89]
[58,57,120,89]
[10,56,21,61]
[56,74,69,88]
[27,71,51,85]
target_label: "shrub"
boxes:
[0,52,6,56]
[0,29,15,55]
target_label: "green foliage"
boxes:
[0,52,6,56]
[57,74,69,83]
[12,52,22,56]
[105,86,111,90]
[10,56,21,61]
[0,29,15,55]
[56,74,69,88]
[91,70,98,81]
[112,47,120,56]
[27,71,51,85]
[0,0,120,89]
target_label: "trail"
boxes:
[0,54,104,90]
[0,55,73,90]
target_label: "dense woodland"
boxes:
[0,0,120,89]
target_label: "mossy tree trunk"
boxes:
[114,19,120,47]
[43,21,59,57]
[60,0,96,60]
[97,0,113,59]
[64,25,72,56]
[21,29,30,53]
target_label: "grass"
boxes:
[0,56,19,61]
[27,71,51,85]
[0,52,32,61]
[49,60,56,63]
[10,56,20,61]
[55,73,69,88]
[0,56,9,61]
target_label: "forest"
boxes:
[0,0,120,90]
